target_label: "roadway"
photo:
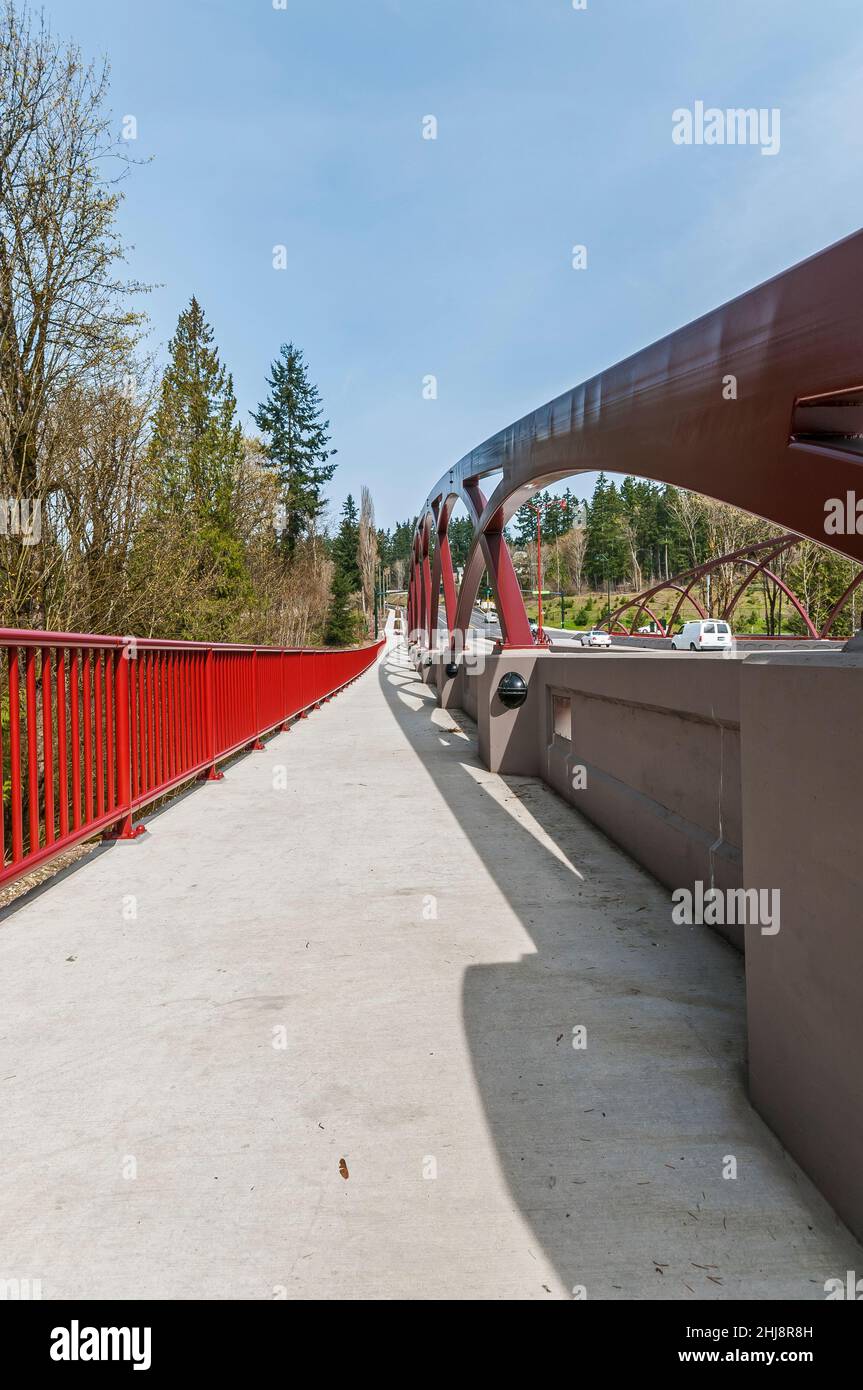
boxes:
[0,618,858,1298]
[439,611,844,652]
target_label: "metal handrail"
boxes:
[0,629,384,890]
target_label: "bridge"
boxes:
[2,231,863,1300]
[0,617,859,1299]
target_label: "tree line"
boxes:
[380,473,861,635]
[0,1,376,647]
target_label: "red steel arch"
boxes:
[602,534,853,639]
[408,229,863,650]
[822,569,863,637]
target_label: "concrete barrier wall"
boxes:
[741,651,863,1243]
[440,644,863,1242]
[464,649,744,947]
[460,666,478,721]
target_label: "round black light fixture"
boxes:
[497,671,528,709]
[445,661,459,678]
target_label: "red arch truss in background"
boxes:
[602,534,861,640]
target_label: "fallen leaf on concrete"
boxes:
[339,1158,349,1180]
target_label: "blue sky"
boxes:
[46,0,863,531]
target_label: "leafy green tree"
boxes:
[251,343,336,555]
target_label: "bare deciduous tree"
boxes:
[358,484,377,633]
[0,3,345,650]
[617,515,642,592]
[0,0,146,623]
[558,524,587,594]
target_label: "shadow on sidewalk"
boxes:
[376,645,860,1298]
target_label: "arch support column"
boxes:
[465,484,532,648]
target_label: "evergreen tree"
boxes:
[511,496,540,548]
[251,343,337,555]
[584,473,625,585]
[388,518,418,568]
[323,568,358,645]
[332,494,361,589]
[542,493,569,540]
[147,297,250,636]
[508,490,582,549]
[560,487,586,534]
[447,516,474,569]
[149,297,243,524]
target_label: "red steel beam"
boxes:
[410,229,863,648]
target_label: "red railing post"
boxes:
[299,650,309,717]
[250,647,265,750]
[278,650,291,731]
[104,640,145,841]
[8,646,24,863]
[202,645,224,781]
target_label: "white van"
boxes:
[671,619,733,651]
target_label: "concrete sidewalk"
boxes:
[0,633,859,1300]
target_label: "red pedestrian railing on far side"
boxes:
[0,629,385,891]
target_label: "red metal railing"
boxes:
[0,629,384,890]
